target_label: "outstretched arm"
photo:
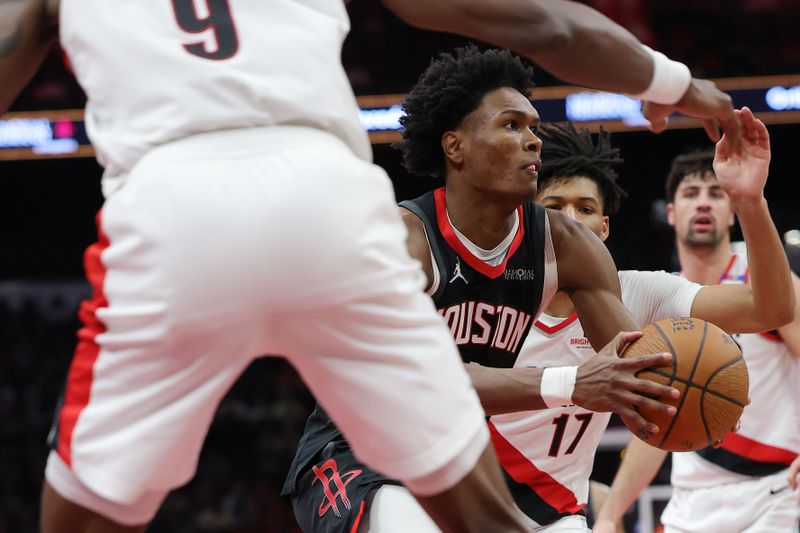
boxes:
[689,107,796,333]
[382,0,739,144]
[0,0,60,114]
[776,273,800,358]
[592,438,669,533]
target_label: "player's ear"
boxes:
[600,216,610,242]
[442,131,464,167]
[666,202,675,227]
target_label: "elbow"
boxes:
[777,304,797,329]
[760,304,795,332]
[776,288,798,328]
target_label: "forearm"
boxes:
[777,274,800,358]
[735,197,795,328]
[595,437,668,524]
[0,0,57,114]
[465,363,548,415]
[383,0,653,94]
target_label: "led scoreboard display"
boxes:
[2,75,799,160]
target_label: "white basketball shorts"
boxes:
[661,467,799,532]
[45,125,488,525]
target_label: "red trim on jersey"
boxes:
[434,188,524,279]
[57,212,110,466]
[720,432,797,465]
[350,501,366,533]
[759,330,783,342]
[719,254,738,282]
[488,422,585,515]
[534,312,579,335]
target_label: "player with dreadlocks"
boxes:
[476,119,794,531]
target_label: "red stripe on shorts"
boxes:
[349,500,366,533]
[721,432,797,465]
[57,211,110,466]
[488,422,584,515]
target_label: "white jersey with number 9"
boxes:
[59,0,371,180]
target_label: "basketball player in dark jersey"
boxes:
[283,46,681,532]
[4,1,743,531]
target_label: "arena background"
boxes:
[2,2,799,532]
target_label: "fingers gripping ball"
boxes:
[620,317,748,451]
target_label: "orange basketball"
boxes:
[619,317,749,451]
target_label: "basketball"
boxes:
[619,317,749,451]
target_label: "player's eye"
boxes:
[504,120,518,130]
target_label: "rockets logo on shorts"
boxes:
[311,459,363,518]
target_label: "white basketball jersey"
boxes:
[490,270,701,523]
[671,254,800,489]
[59,0,371,177]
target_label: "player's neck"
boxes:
[444,187,518,250]
[677,239,732,285]
[542,290,575,319]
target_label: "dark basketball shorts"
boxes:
[289,440,396,533]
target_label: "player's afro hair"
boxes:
[393,44,535,177]
[537,122,627,215]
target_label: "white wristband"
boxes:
[540,366,578,408]
[630,45,691,105]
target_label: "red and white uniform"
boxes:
[60,0,371,182]
[47,1,489,525]
[663,254,800,532]
[491,270,701,528]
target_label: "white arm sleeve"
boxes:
[619,270,703,327]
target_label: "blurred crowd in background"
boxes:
[0,289,311,532]
[9,0,800,113]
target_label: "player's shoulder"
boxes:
[398,204,428,246]
[545,208,597,250]
[399,204,424,227]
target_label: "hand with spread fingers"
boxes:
[712,106,770,203]
[572,331,679,439]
